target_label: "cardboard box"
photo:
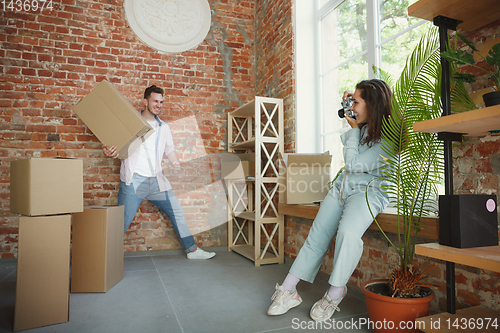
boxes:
[14,215,71,332]
[221,153,255,179]
[285,154,332,204]
[10,158,83,216]
[73,80,153,159]
[71,205,124,293]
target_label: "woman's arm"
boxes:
[342,129,387,173]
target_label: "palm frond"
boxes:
[371,27,444,270]
[450,63,476,112]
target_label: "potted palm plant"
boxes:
[360,28,446,332]
[441,33,500,107]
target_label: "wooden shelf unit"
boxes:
[226,97,284,266]
[228,138,256,150]
[408,0,500,32]
[409,0,500,322]
[413,104,500,136]
[415,243,500,273]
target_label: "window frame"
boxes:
[294,0,427,154]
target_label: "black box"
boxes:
[439,195,499,248]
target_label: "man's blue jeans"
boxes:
[118,174,197,252]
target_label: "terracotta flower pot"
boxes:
[361,279,435,333]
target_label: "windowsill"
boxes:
[278,203,439,240]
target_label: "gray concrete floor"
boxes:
[0,247,372,333]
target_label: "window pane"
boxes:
[380,21,431,79]
[324,132,344,175]
[322,69,345,138]
[321,61,365,169]
[321,0,367,73]
[379,0,421,41]
[321,60,366,136]
[318,0,330,9]
[321,68,345,169]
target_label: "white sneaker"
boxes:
[310,286,347,322]
[187,248,216,260]
[267,284,302,316]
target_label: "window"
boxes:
[311,0,431,174]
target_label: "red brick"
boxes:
[477,140,500,156]
[455,273,468,284]
[475,158,493,173]
[457,289,483,306]
[26,124,56,133]
[479,175,498,191]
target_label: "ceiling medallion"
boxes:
[124,0,212,53]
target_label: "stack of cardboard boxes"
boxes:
[10,158,126,331]
[8,80,148,331]
[10,158,83,331]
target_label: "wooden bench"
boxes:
[278,203,439,240]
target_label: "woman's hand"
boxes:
[102,144,119,159]
[342,91,358,128]
[343,91,353,100]
[346,115,358,128]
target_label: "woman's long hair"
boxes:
[356,79,392,145]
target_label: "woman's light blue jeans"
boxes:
[289,184,388,287]
[118,174,197,253]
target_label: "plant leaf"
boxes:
[458,33,479,52]
[452,73,476,83]
[440,49,474,64]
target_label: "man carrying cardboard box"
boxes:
[103,85,215,260]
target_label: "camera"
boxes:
[338,98,357,120]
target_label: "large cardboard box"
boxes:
[221,153,255,179]
[71,205,124,293]
[285,154,332,204]
[14,215,71,332]
[73,80,153,159]
[10,158,83,216]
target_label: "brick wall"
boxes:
[254,0,295,256]
[0,0,256,257]
[255,0,295,152]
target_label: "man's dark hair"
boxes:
[144,85,164,99]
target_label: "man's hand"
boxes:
[172,162,181,174]
[163,151,181,174]
[161,159,181,174]
[102,144,119,159]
